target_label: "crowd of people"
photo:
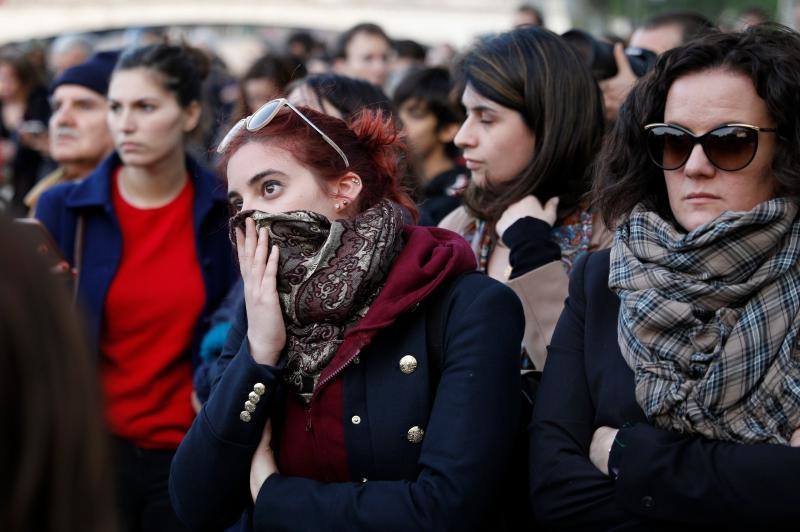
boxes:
[3,3,800,532]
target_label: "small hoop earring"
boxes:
[342,199,350,206]
[352,178,360,185]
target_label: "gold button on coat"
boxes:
[351,415,362,425]
[399,355,418,374]
[244,401,257,413]
[253,383,266,395]
[240,411,252,422]
[407,426,424,443]
[249,391,261,404]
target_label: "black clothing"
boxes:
[530,249,800,530]
[502,216,561,280]
[418,166,465,226]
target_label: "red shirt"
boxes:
[100,169,205,449]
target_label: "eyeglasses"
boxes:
[216,98,350,167]
[644,123,776,172]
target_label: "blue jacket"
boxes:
[35,152,237,376]
[169,228,525,532]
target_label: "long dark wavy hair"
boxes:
[593,24,800,228]
[456,26,604,225]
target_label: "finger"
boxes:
[791,429,800,447]
[262,245,280,292]
[235,226,245,266]
[252,226,269,283]
[613,43,634,77]
[243,218,257,269]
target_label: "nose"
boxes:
[51,104,74,127]
[112,107,136,134]
[453,118,475,150]
[683,143,716,180]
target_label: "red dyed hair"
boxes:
[217,105,418,222]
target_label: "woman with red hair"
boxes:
[169,99,524,531]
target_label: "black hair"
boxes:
[288,73,393,119]
[335,23,391,60]
[642,11,716,44]
[594,24,800,228]
[393,40,427,61]
[115,43,210,107]
[456,26,604,224]
[393,67,463,158]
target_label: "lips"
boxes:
[464,159,483,170]
[684,192,721,204]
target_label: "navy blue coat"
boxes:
[35,152,237,375]
[169,271,524,531]
[530,249,800,530]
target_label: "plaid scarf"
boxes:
[231,201,405,404]
[610,199,800,444]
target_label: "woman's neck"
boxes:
[118,149,188,209]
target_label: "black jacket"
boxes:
[530,248,800,531]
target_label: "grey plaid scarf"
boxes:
[610,198,800,444]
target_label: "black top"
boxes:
[418,166,466,227]
[530,248,800,531]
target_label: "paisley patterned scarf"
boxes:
[231,200,405,404]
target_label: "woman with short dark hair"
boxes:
[440,26,611,369]
[531,24,800,529]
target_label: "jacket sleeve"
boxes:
[251,280,524,532]
[612,421,800,525]
[529,253,636,529]
[170,301,286,531]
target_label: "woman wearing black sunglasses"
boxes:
[169,100,524,531]
[530,25,800,529]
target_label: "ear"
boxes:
[182,100,202,133]
[329,171,364,210]
[437,122,460,145]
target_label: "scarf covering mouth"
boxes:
[230,200,405,404]
[610,198,800,444]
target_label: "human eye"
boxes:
[262,179,283,197]
[108,101,121,113]
[228,196,243,212]
[140,102,156,112]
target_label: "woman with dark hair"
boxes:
[440,26,610,369]
[0,214,116,532]
[287,72,393,120]
[35,43,237,531]
[0,48,51,215]
[531,25,800,529]
[169,100,524,531]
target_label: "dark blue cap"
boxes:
[50,50,120,96]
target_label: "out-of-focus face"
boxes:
[107,68,200,168]
[663,68,776,232]
[244,78,282,115]
[226,142,338,220]
[286,84,343,119]
[343,31,392,87]
[630,23,684,54]
[398,98,445,161]
[0,63,22,100]
[454,83,535,188]
[49,84,113,166]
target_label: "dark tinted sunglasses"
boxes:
[644,123,776,172]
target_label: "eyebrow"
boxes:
[464,104,496,114]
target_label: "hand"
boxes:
[590,426,619,476]
[191,390,202,414]
[599,43,637,123]
[236,217,286,366]
[250,419,278,503]
[791,427,800,447]
[495,195,559,238]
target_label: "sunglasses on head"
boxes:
[216,98,350,167]
[644,123,776,172]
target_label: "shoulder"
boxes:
[570,248,613,308]
[438,206,474,235]
[446,271,524,329]
[36,179,79,213]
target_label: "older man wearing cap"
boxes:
[25,51,118,214]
